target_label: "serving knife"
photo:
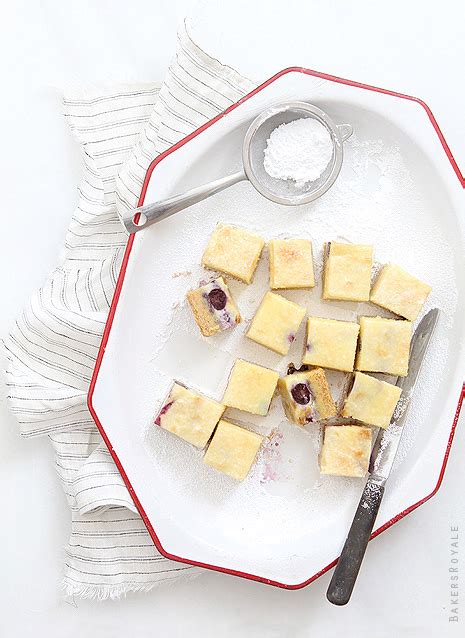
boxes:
[326,308,440,606]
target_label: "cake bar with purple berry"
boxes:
[278,367,337,426]
[187,277,241,337]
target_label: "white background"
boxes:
[0,1,464,636]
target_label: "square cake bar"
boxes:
[370,263,431,321]
[320,425,372,478]
[323,241,374,302]
[303,316,360,372]
[269,238,315,289]
[222,359,279,415]
[155,383,225,448]
[204,419,263,481]
[247,291,306,355]
[201,224,265,284]
[342,372,402,428]
[356,316,412,377]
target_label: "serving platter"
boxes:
[88,68,465,588]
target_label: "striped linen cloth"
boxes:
[4,24,255,600]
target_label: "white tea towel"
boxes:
[4,24,255,600]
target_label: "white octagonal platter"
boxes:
[89,68,465,588]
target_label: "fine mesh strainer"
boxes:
[123,101,353,234]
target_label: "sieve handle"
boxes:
[337,123,353,142]
[123,170,247,234]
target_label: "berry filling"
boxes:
[218,310,232,329]
[286,362,309,375]
[155,400,173,425]
[291,383,311,405]
[208,288,227,310]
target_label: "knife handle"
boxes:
[326,477,385,606]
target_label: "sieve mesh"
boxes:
[243,102,348,206]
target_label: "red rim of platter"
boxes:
[88,67,465,589]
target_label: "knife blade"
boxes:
[369,307,440,480]
[326,307,440,606]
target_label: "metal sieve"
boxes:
[123,101,353,234]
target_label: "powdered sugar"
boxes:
[129,130,458,548]
[263,117,333,186]
[101,109,462,575]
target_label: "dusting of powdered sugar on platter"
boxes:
[97,92,463,574]
[121,127,461,549]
